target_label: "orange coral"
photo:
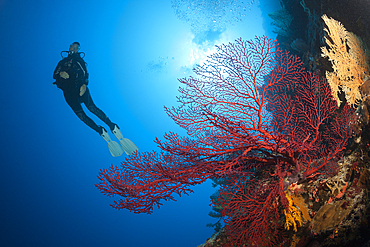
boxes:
[291,194,311,222]
[284,192,303,232]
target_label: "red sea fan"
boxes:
[96,36,356,246]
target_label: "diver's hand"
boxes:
[80,84,86,96]
[60,71,69,79]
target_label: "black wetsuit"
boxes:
[53,52,115,134]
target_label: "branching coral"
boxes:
[97,36,356,247]
[321,14,369,107]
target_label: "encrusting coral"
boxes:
[321,14,369,107]
[311,200,351,233]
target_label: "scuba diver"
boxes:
[53,42,138,157]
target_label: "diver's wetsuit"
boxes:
[53,52,115,134]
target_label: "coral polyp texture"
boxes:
[97,36,363,247]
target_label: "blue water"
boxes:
[0,0,279,246]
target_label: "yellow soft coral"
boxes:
[284,192,303,232]
[291,193,311,222]
[321,14,369,107]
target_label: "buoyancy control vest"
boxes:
[53,51,89,91]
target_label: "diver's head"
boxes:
[69,42,80,54]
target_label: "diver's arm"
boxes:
[76,58,89,85]
[53,59,69,80]
[53,60,63,80]
[53,60,69,89]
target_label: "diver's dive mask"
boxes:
[60,50,85,59]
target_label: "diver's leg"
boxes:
[79,88,138,155]
[63,89,102,134]
[80,87,117,131]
